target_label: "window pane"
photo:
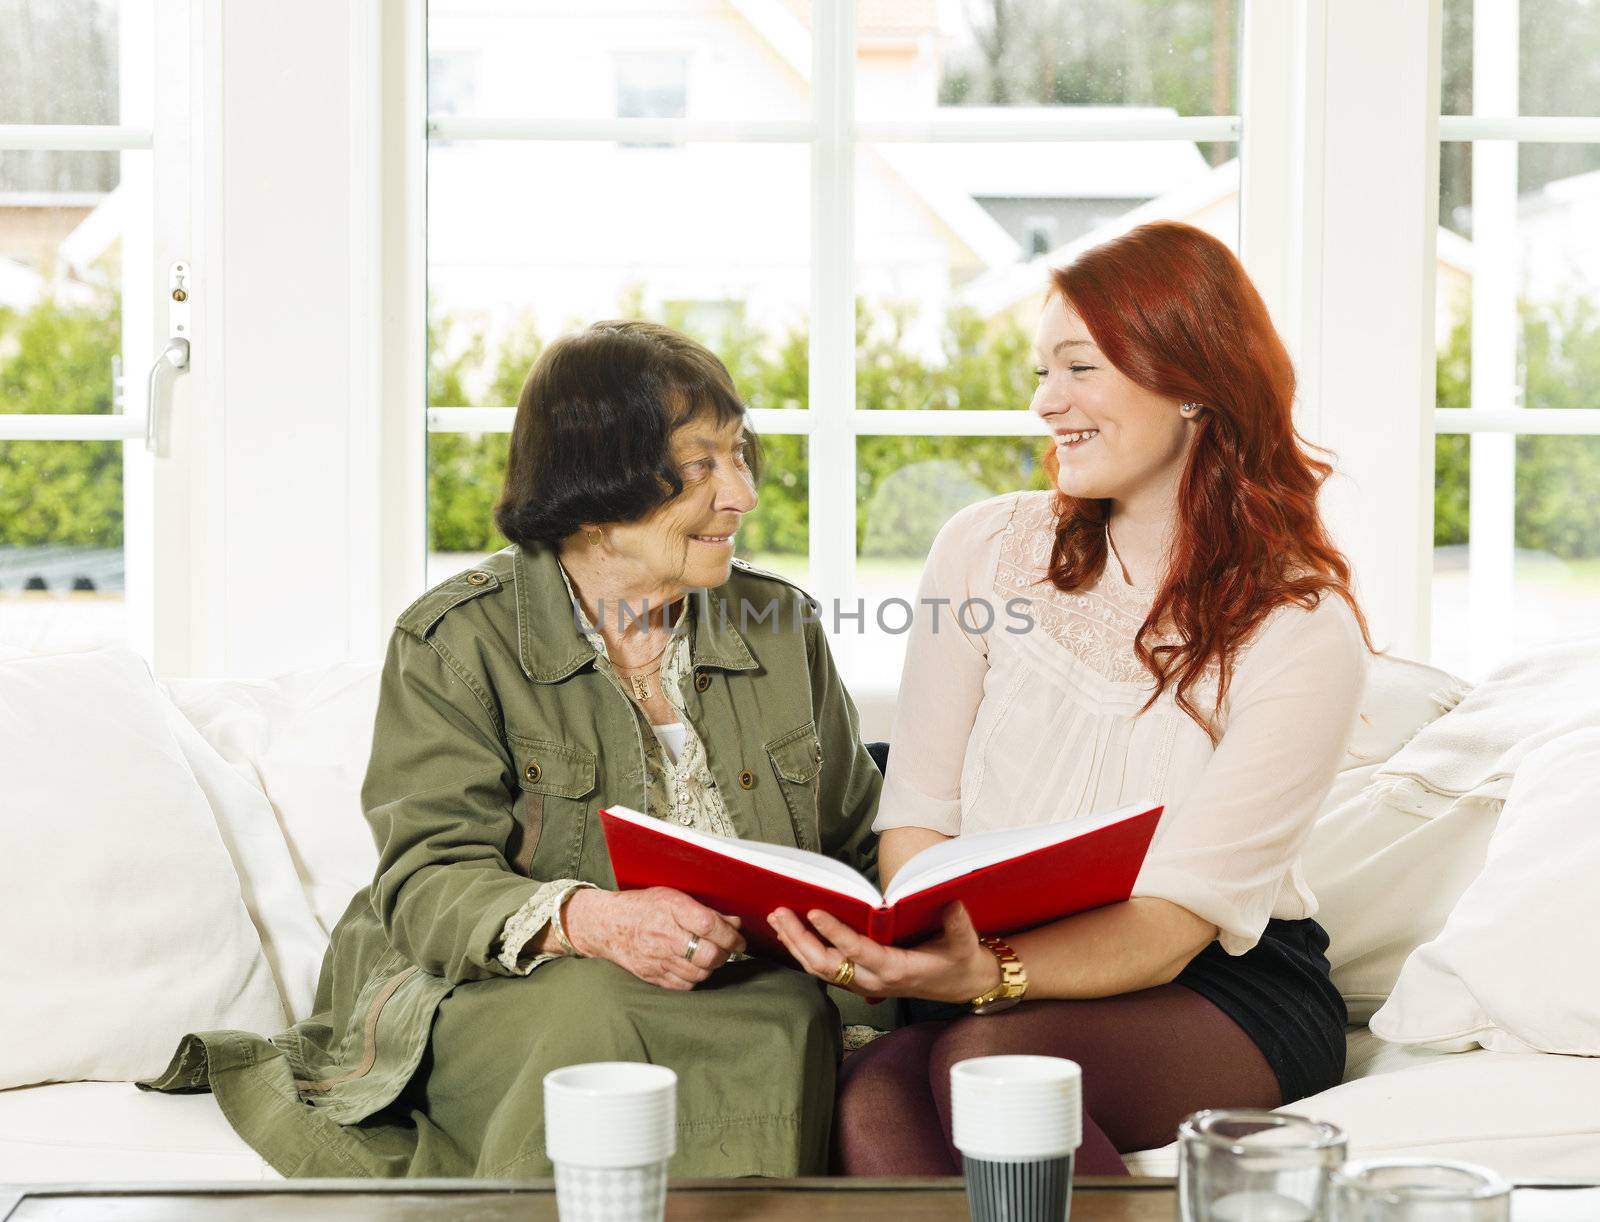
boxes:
[855,141,1238,407]
[1432,434,1600,678]
[1434,143,1600,412]
[426,430,510,587]
[869,0,1240,118]
[738,432,807,588]
[426,0,809,121]
[1443,0,1600,118]
[848,434,1050,686]
[428,141,809,409]
[0,149,130,414]
[0,0,123,126]
[0,438,124,650]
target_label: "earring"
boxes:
[1179,402,1203,417]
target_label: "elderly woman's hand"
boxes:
[564,887,746,990]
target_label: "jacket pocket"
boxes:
[507,734,598,879]
[766,720,824,852]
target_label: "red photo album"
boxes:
[599,801,1163,959]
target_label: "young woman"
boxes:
[768,221,1375,1174]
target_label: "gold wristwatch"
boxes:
[969,935,1028,1014]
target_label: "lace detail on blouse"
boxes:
[993,493,1175,688]
[497,879,593,975]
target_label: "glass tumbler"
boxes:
[1177,1109,1347,1221]
[1328,1158,1512,1221]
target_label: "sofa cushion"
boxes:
[1124,1035,1600,1180]
[1371,729,1600,1055]
[0,1082,276,1181]
[0,648,288,1088]
[163,664,382,940]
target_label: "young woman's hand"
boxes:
[564,887,745,990]
[767,902,1001,1003]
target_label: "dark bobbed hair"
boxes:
[1041,221,1375,742]
[494,319,762,549]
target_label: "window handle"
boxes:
[145,261,193,457]
[144,337,190,456]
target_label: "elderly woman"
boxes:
[144,320,883,1178]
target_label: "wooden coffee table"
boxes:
[0,1176,1176,1219]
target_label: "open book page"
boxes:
[600,805,883,907]
[882,801,1158,907]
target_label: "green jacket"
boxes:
[178,541,883,1126]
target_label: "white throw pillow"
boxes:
[0,648,289,1088]
[1372,630,1600,807]
[163,664,381,935]
[1302,785,1497,1023]
[1301,653,1480,1022]
[1370,728,1600,1054]
[160,701,329,1020]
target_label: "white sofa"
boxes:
[2,644,1598,1184]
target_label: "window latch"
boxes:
[145,261,193,457]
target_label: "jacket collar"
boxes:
[510,542,757,683]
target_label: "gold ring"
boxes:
[830,957,856,987]
[684,934,701,962]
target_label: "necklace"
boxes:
[612,638,671,703]
[619,662,662,702]
[1104,521,1135,587]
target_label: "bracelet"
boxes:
[551,887,586,957]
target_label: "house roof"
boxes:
[955,156,1241,317]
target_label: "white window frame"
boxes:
[20,1,1577,682]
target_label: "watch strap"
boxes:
[970,935,1028,1012]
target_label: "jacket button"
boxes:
[815,744,824,763]
[466,570,491,586]
[525,762,542,784]
[738,770,756,790]
[694,672,712,693]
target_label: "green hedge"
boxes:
[0,297,123,548]
[3,292,1597,564]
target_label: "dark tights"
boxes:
[832,984,1281,1176]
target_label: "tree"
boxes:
[941,0,1237,165]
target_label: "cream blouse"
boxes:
[875,491,1370,955]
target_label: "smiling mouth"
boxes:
[690,533,735,545]
[1054,429,1100,448]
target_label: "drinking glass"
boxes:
[1329,1158,1512,1221]
[1177,1109,1347,1221]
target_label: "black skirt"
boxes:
[1172,916,1348,1105]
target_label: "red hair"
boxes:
[1041,221,1374,741]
